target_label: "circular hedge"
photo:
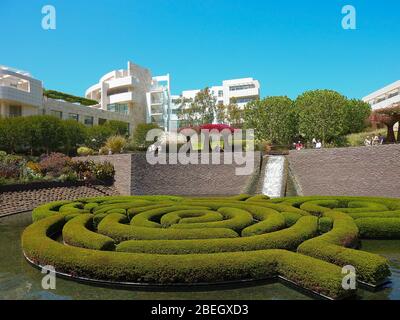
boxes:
[22,195,400,300]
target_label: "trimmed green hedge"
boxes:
[22,213,353,299]
[63,214,115,251]
[23,194,400,299]
[356,218,400,239]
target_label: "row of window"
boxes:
[49,110,95,126]
[229,84,256,92]
[107,103,129,115]
[373,90,400,105]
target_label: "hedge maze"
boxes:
[22,195,400,300]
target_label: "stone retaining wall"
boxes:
[75,152,261,196]
[287,145,400,197]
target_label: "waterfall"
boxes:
[262,156,288,198]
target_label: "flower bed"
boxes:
[0,152,115,187]
[22,195,400,300]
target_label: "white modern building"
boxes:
[146,74,172,130]
[2,62,261,133]
[175,77,260,109]
[0,66,43,117]
[0,65,133,131]
[85,61,152,127]
[169,77,260,128]
[363,80,400,111]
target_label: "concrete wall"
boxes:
[75,152,261,196]
[44,98,133,130]
[287,145,400,198]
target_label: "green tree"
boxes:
[131,123,161,150]
[177,88,216,126]
[0,117,27,153]
[295,90,348,143]
[23,115,66,155]
[343,99,371,135]
[215,103,227,124]
[103,120,130,136]
[244,96,296,145]
[86,125,114,150]
[226,99,244,127]
[62,120,87,155]
[176,97,195,128]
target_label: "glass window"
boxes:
[50,110,63,119]
[107,103,129,115]
[98,118,107,125]
[9,105,22,117]
[84,116,94,126]
[229,84,256,91]
[68,113,79,121]
[218,90,223,97]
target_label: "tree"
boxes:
[0,117,27,153]
[177,97,196,128]
[177,88,216,127]
[244,96,296,145]
[86,125,114,150]
[343,99,371,135]
[295,90,348,143]
[226,99,244,127]
[103,120,130,136]
[132,123,161,150]
[62,120,87,155]
[23,115,66,155]
[215,103,227,124]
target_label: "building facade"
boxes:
[2,63,261,133]
[363,80,400,111]
[0,66,43,118]
[0,65,133,131]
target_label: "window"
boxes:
[218,90,223,97]
[68,113,79,121]
[84,116,94,126]
[107,103,129,115]
[0,75,30,92]
[229,84,256,91]
[98,118,107,125]
[9,105,22,117]
[50,110,63,119]
[233,97,257,104]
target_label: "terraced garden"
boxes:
[21,195,400,300]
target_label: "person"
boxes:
[372,135,379,146]
[364,136,371,146]
[315,140,322,149]
[295,141,303,151]
[312,138,317,148]
[378,134,384,145]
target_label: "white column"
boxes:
[0,101,7,117]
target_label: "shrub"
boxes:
[91,161,115,183]
[356,218,400,239]
[62,120,87,155]
[44,89,98,106]
[25,195,400,299]
[39,153,72,177]
[86,125,114,150]
[130,123,161,151]
[77,147,95,157]
[22,212,352,299]
[105,135,127,154]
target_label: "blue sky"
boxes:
[0,0,399,99]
